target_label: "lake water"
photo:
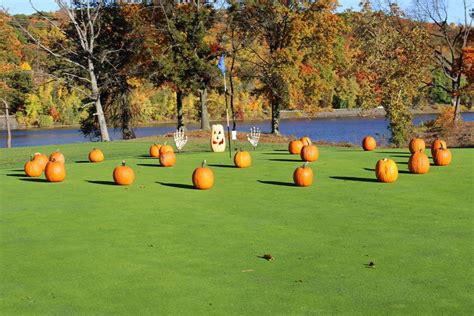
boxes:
[1,113,473,148]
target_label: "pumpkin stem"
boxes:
[122,160,126,166]
[440,143,445,150]
[303,162,309,168]
[51,157,56,162]
[164,141,167,146]
[202,160,207,168]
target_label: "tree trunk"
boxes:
[120,91,136,140]
[176,89,184,130]
[199,87,210,130]
[3,100,11,148]
[452,75,462,124]
[271,98,281,135]
[229,54,236,131]
[88,58,110,141]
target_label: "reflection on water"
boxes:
[1,112,473,148]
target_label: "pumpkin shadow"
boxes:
[6,173,26,177]
[389,155,411,158]
[86,180,116,186]
[157,182,195,190]
[268,158,301,162]
[330,176,378,183]
[19,178,49,183]
[257,180,295,187]
[395,161,409,165]
[137,163,161,167]
[273,149,288,152]
[137,155,156,159]
[363,167,410,174]
[378,151,409,154]
[75,160,90,163]
[208,164,235,168]
[262,152,290,155]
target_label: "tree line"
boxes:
[0,0,472,146]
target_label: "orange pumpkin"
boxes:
[192,160,214,190]
[288,140,304,155]
[433,145,452,166]
[89,148,104,163]
[159,142,174,155]
[300,136,312,146]
[362,136,376,151]
[45,158,66,182]
[431,139,447,157]
[33,153,49,171]
[375,158,398,183]
[24,158,42,177]
[49,150,65,164]
[113,161,135,185]
[408,150,430,174]
[300,145,319,162]
[234,149,252,168]
[159,152,176,167]
[150,143,161,158]
[409,138,425,154]
[293,162,313,187]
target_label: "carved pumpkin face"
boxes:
[211,124,226,152]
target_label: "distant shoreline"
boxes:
[1,107,473,131]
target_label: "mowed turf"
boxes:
[0,140,473,315]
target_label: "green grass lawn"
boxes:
[1,140,473,314]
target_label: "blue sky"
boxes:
[0,0,469,23]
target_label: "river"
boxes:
[1,113,473,148]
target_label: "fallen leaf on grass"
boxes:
[241,269,254,273]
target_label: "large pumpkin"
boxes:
[159,142,174,155]
[49,150,65,164]
[192,160,214,190]
[33,153,49,171]
[431,139,447,157]
[159,152,176,167]
[234,149,251,168]
[113,161,135,185]
[375,158,398,183]
[150,143,162,157]
[45,158,66,182]
[408,150,430,174]
[293,162,313,187]
[300,145,319,162]
[288,140,304,155]
[89,148,104,163]
[362,136,376,151]
[300,136,312,146]
[409,138,425,154]
[24,158,42,177]
[433,146,452,166]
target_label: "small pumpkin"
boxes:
[433,145,452,166]
[362,136,377,151]
[431,139,447,157]
[24,157,42,177]
[300,136,312,146]
[149,143,161,158]
[408,150,430,174]
[300,144,319,162]
[192,160,214,190]
[33,153,49,171]
[159,142,174,155]
[159,152,176,167]
[234,149,252,168]
[288,140,304,155]
[375,158,398,183]
[49,150,65,164]
[89,148,104,163]
[113,160,135,185]
[293,162,313,187]
[409,138,425,154]
[45,158,66,182]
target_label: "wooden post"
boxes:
[3,99,11,148]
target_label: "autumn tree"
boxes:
[351,1,431,146]
[229,0,343,135]
[414,0,473,122]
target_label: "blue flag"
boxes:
[218,54,226,75]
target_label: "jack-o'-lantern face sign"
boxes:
[211,124,226,152]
